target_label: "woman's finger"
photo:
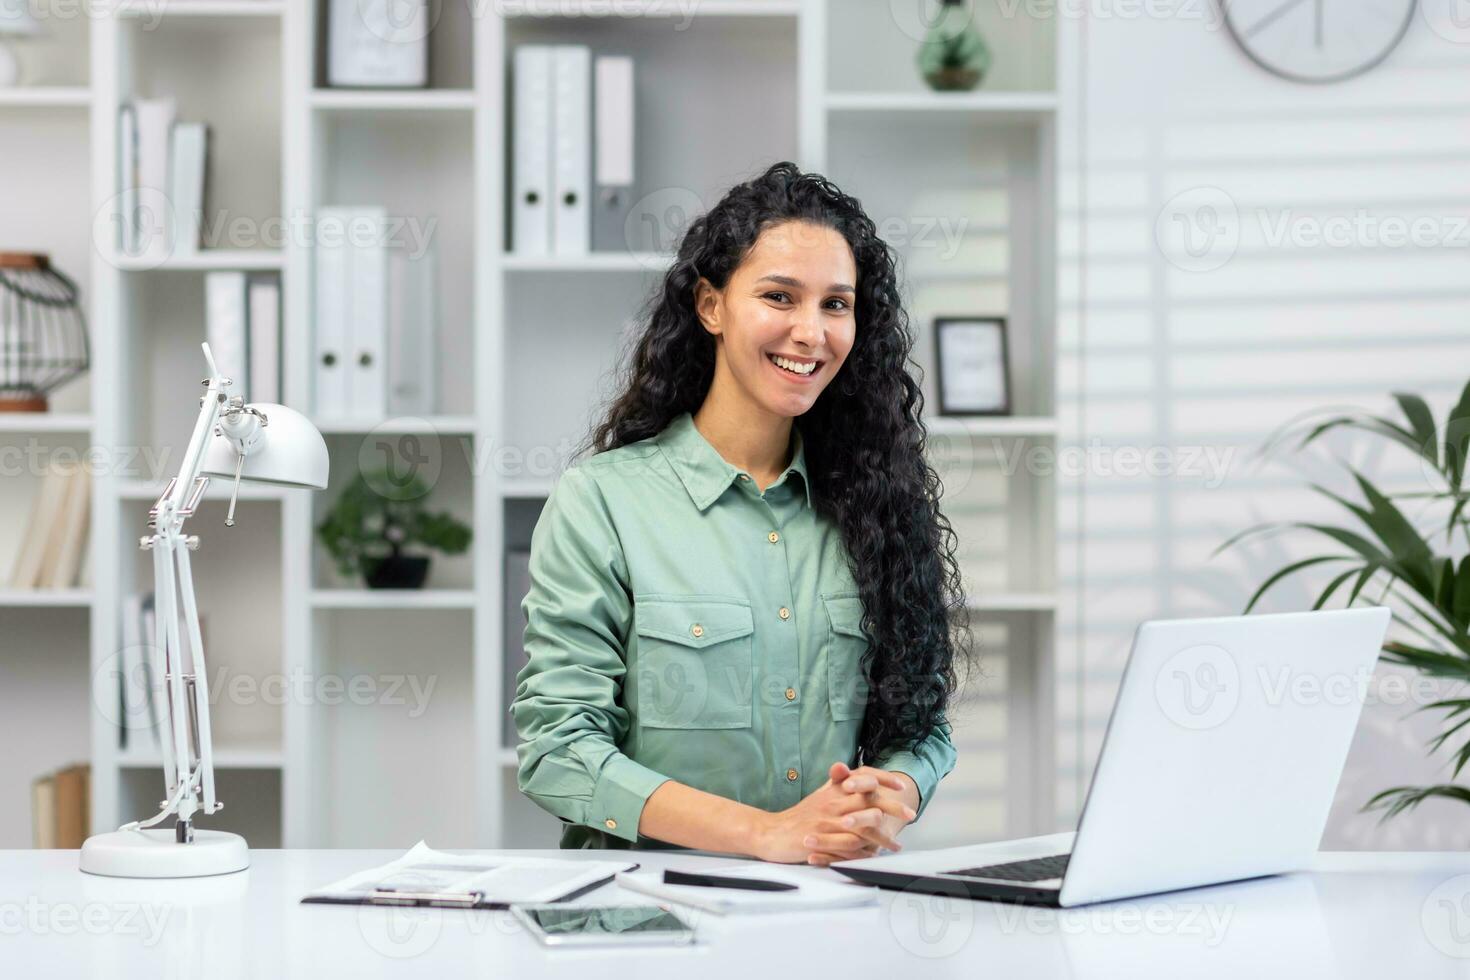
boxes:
[806,847,875,867]
[820,814,902,852]
[802,831,871,854]
[861,767,911,792]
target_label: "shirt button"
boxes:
[738,474,750,481]
[787,768,799,782]
[768,531,780,543]
[785,687,796,701]
[690,623,704,638]
[604,818,617,830]
[778,606,790,620]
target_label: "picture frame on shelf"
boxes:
[934,316,1010,416]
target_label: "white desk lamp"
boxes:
[80,343,328,878]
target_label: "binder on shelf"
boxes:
[551,45,591,256]
[512,45,553,256]
[133,98,176,263]
[313,208,353,418]
[248,274,282,404]
[116,104,138,255]
[592,55,635,253]
[168,121,209,255]
[206,271,250,394]
[386,241,438,417]
[349,211,388,419]
[328,0,428,89]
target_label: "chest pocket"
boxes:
[633,594,754,730]
[822,592,872,722]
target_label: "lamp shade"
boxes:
[201,403,329,489]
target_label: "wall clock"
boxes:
[1221,0,1418,83]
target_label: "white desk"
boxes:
[4,848,1469,977]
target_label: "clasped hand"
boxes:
[755,762,917,866]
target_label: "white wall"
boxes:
[1057,7,1470,848]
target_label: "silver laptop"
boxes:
[833,607,1392,907]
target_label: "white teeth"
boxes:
[770,354,815,376]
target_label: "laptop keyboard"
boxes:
[945,854,1071,883]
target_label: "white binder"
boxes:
[593,55,635,252]
[349,210,388,420]
[551,45,591,256]
[513,45,553,256]
[205,272,249,392]
[313,208,351,418]
[248,275,281,405]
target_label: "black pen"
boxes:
[662,869,798,892]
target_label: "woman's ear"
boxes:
[693,276,722,337]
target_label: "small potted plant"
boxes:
[316,470,472,589]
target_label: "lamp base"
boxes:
[79,828,250,878]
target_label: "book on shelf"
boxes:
[32,763,90,849]
[117,99,214,259]
[7,462,90,591]
[592,55,635,252]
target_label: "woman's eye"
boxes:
[825,298,850,311]
[764,291,791,303]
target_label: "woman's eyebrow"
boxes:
[756,274,856,295]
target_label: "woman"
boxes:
[513,161,971,866]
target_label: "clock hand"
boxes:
[1239,0,1311,39]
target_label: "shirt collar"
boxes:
[656,411,812,512]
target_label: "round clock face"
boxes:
[1221,0,1418,83]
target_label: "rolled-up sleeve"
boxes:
[512,465,671,843]
[873,711,957,821]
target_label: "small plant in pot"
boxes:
[316,470,471,589]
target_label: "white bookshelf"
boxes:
[0,0,1060,851]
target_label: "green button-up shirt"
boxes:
[513,410,957,849]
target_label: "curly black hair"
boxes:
[573,161,973,768]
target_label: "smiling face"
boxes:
[694,220,858,420]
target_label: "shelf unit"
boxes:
[1,0,1059,851]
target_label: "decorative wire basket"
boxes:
[0,252,89,412]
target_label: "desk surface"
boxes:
[5,848,1470,977]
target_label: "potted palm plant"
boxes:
[1217,380,1470,819]
[316,470,472,589]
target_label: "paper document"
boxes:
[303,841,637,909]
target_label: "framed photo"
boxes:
[934,317,1010,416]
